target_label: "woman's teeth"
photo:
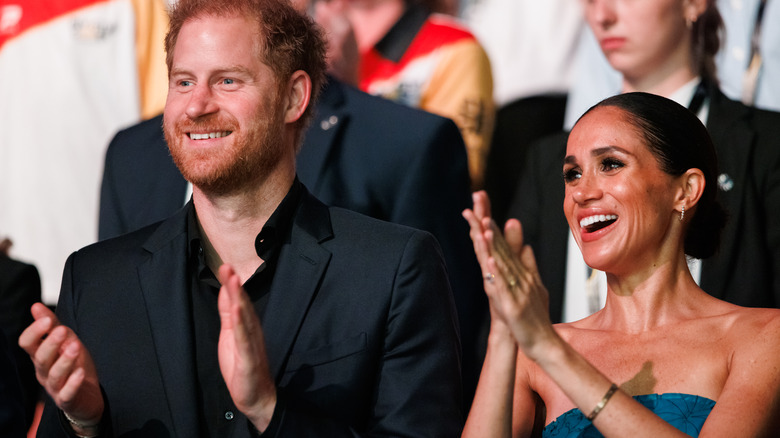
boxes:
[580,214,618,232]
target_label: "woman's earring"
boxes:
[680,205,685,222]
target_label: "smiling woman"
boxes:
[508,0,780,325]
[563,94,724,270]
[462,93,780,438]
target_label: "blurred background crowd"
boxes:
[1,0,778,434]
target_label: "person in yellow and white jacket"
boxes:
[0,0,169,305]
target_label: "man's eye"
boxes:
[223,78,235,85]
[563,168,581,183]
[179,80,193,87]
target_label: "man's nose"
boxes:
[186,84,219,119]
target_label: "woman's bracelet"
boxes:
[587,383,619,422]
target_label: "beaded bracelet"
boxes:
[587,383,619,422]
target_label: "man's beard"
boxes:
[164,105,286,196]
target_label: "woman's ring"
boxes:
[485,273,495,283]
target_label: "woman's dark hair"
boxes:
[693,0,724,85]
[580,92,727,259]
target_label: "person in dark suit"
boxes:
[19,0,463,436]
[0,245,42,430]
[98,76,486,406]
[0,330,26,438]
[508,0,780,324]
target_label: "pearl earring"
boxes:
[680,205,685,222]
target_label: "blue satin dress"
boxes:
[543,393,716,437]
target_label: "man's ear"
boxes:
[682,0,708,23]
[283,70,311,124]
[676,168,705,213]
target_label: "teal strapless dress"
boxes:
[543,393,715,437]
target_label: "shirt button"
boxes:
[225,411,234,421]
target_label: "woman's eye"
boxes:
[563,168,581,183]
[601,158,624,172]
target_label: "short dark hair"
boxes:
[165,0,327,132]
[581,92,727,259]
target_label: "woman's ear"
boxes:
[283,70,312,124]
[677,168,705,214]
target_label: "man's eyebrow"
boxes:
[169,65,255,77]
[214,65,255,77]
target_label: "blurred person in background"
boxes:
[462,0,585,224]
[507,0,780,325]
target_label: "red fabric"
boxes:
[359,17,476,89]
[0,0,109,49]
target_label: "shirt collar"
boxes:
[373,2,429,63]
[668,76,701,109]
[186,178,304,264]
[667,76,709,124]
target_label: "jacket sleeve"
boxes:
[35,253,115,438]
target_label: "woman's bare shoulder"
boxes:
[717,305,780,336]
[732,306,780,344]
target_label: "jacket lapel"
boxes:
[297,79,350,194]
[262,191,333,381]
[136,205,201,437]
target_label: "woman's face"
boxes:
[583,0,694,82]
[563,106,681,275]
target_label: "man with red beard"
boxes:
[19,0,463,436]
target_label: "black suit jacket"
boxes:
[42,190,463,437]
[0,255,41,428]
[509,88,780,322]
[0,330,25,438]
[98,79,487,403]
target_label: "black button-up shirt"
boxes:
[186,179,303,437]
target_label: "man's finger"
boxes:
[34,325,70,373]
[218,264,262,356]
[58,367,86,405]
[46,340,80,392]
[218,270,237,332]
[19,314,53,354]
[31,302,58,323]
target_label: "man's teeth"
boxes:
[189,131,230,140]
[580,214,618,228]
